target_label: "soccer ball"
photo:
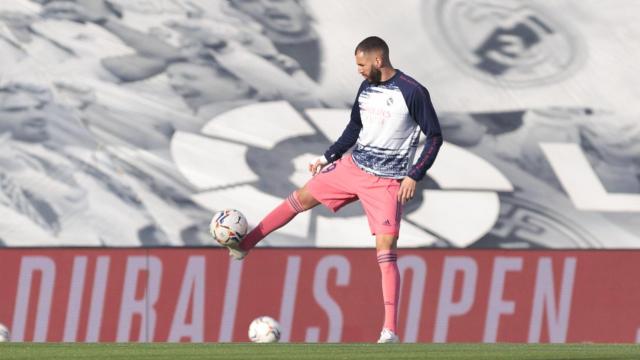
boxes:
[209,209,248,246]
[248,316,281,343]
[0,323,10,342]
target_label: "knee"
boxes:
[295,187,319,211]
[376,234,398,251]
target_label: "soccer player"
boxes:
[224,36,443,343]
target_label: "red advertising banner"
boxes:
[1,249,639,343]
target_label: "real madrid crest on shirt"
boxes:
[426,0,584,87]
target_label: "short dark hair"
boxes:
[354,36,389,59]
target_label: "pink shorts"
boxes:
[306,155,402,236]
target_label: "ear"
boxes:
[375,56,382,69]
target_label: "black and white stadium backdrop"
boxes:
[0,0,638,248]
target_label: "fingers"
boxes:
[398,190,407,205]
[397,177,417,204]
[397,185,415,205]
[308,161,319,175]
[308,160,325,176]
[308,155,327,176]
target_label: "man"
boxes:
[221,36,443,343]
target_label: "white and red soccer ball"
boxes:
[209,209,248,246]
[0,323,10,342]
[248,316,281,343]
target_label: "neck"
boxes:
[379,67,396,82]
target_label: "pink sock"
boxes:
[377,250,400,333]
[240,192,304,251]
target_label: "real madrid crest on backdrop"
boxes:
[427,0,584,87]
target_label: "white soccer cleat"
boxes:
[226,242,248,260]
[377,328,399,343]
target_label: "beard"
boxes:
[368,67,382,84]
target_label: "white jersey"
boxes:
[324,70,442,181]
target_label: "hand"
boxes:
[308,156,328,176]
[397,177,417,205]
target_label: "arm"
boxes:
[406,85,443,182]
[322,82,366,163]
[397,85,442,204]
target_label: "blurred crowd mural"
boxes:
[1,0,638,248]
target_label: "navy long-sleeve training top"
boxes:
[324,70,443,181]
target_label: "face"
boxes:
[355,50,383,84]
[230,0,309,36]
[167,62,250,109]
[0,89,50,143]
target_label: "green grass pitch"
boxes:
[1,343,640,360]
